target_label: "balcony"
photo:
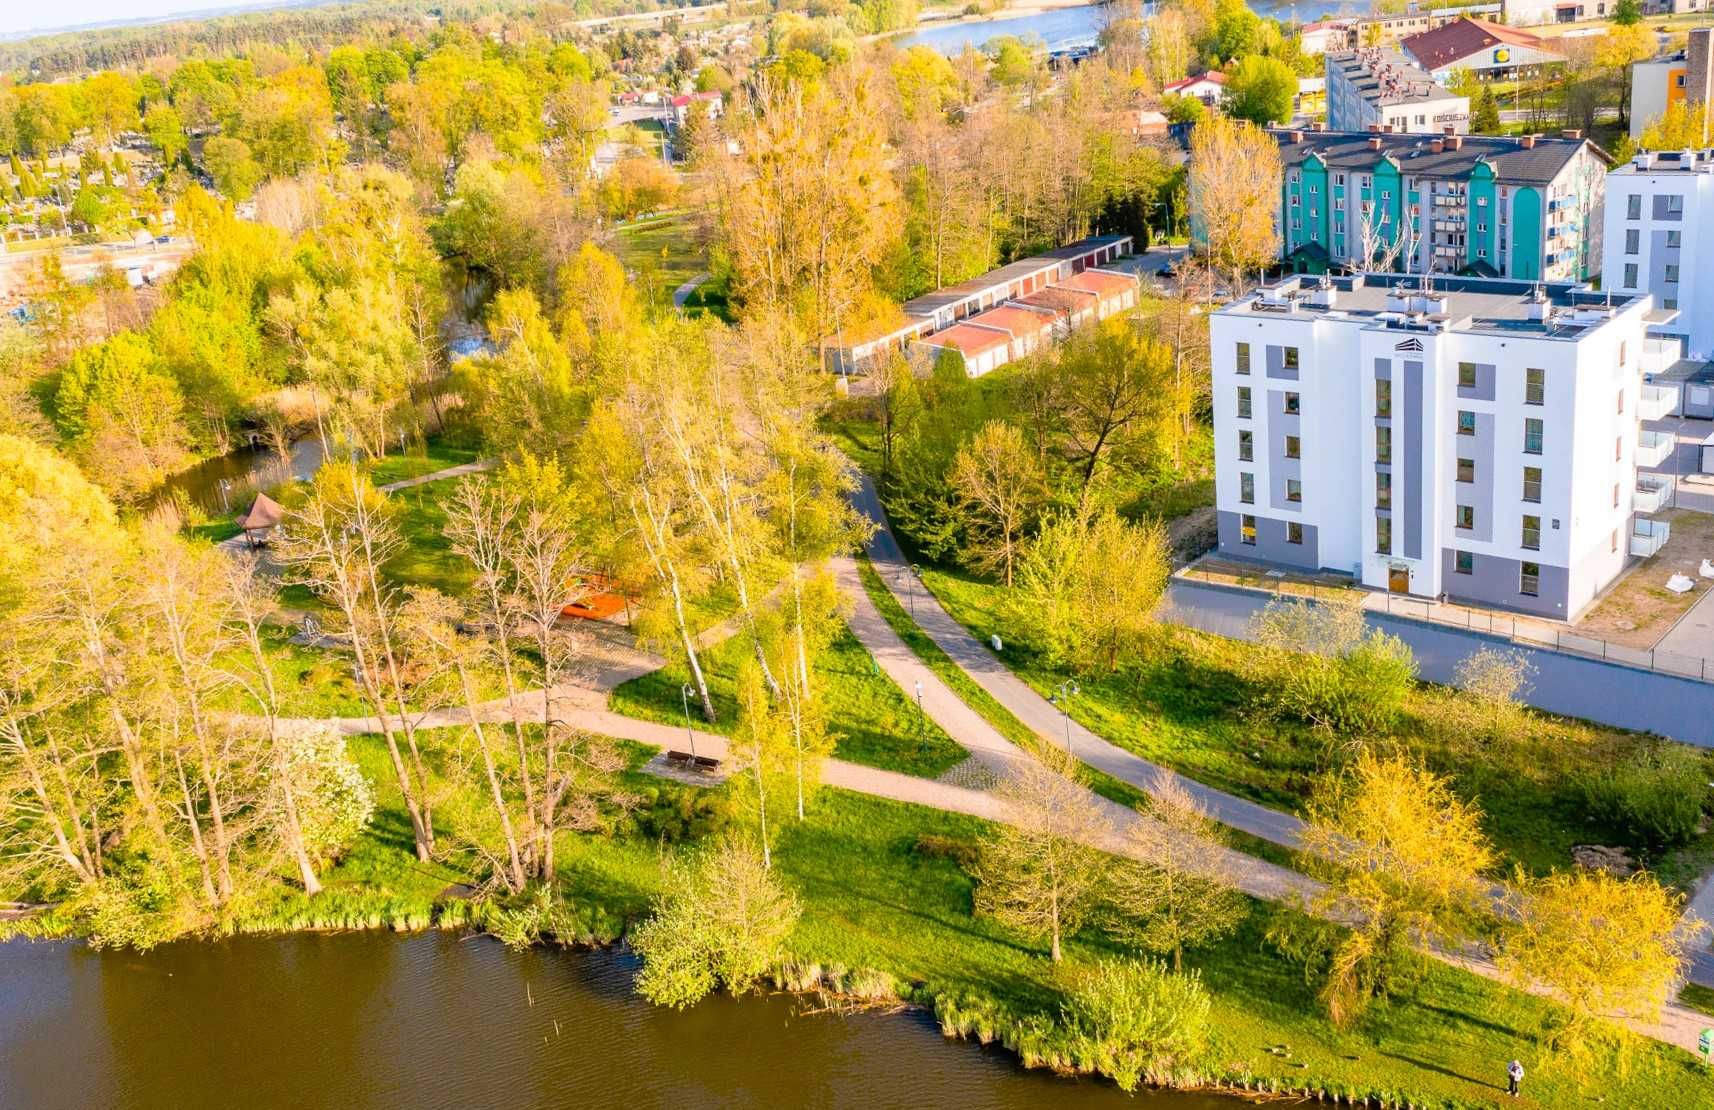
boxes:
[1639,383,1678,422]
[1643,336,1684,374]
[1635,474,1672,514]
[1632,517,1671,559]
[1637,429,1675,468]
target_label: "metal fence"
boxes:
[1177,565,1714,685]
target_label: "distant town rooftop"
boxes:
[1327,47,1451,107]
[1218,273,1648,339]
[1270,127,1598,184]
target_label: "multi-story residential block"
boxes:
[1211,274,1658,620]
[1325,49,1469,134]
[1603,148,1714,360]
[1353,4,1499,47]
[1274,128,1607,282]
[1629,28,1713,141]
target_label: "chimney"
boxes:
[1290,129,1305,142]
[1443,124,1456,136]
[1520,134,1537,149]
[1430,139,1445,154]
[1561,129,1582,140]
[1369,123,1382,133]
[1448,135,1463,150]
[1369,136,1384,150]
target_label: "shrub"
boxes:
[912,833,980,870]
[1061,957,1211,1092]
[1582,744,1709,850]
[632,783,732,843]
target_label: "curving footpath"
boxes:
[850,474,1305,850]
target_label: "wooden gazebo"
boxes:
[236,492,284,548]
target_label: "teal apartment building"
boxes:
[1272,128,1608,282]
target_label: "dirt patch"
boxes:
[1576,508,1714,649]
[1167,505,1219,566]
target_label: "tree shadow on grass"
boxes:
[1377,1050,1498,1092]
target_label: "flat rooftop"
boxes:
[1219,273,1648,339]
[1327,48,1457,107]
[1613,148,1714,175]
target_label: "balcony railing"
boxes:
[1632,517,1671,559]
[1635,474,1672,514]
[1637,429,1675,468]
[1643,337,1683,374]
[1639,383,1677,422]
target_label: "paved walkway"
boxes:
[376,459,496,493]
[1657,583,1714,664]
[850,475,1307,849]
[672,272,710,311]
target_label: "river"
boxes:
[896,0,1382,55]
[0,933,1245,1109]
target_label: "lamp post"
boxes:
[680,683,697,761]
[1050,681,1079,756]
[914,679,924,731]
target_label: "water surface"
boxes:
[0,933,1246,1109]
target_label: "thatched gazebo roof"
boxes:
[236,492,285,532]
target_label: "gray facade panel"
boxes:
[1453,412,1495,544]
[1456,361,1496,402]
[1650,228,1681,296]
[1403,360,1424,560]
[1440,548,1570,619]
[1266,344,1299,381]
[1217,510,1319,569]
[1267,402,1303,512]
[1653,194,1685,221]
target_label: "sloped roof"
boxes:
[1271,128,1599,185]
[918,323,1012,356]
[1403,18,1559,72]
[237,491,284,531]
[1162,72,1226,94]
[1054,269,1136,297]
[969,305,1056,335]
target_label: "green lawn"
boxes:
[610,619,968,779]
[367,440,481,488]
[913,563,1714,882]
[240,732,1714,1107]
[378,476,474,597]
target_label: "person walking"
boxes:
[1506,1058,1524,1097]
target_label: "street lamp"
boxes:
[1050,681,1079,756]
[679,683,697,761]
[914,679,924,730]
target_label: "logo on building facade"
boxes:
[1493,47,1511,64]
[1395,337,1424,352]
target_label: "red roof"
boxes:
[1054,269,1136,297]
[969,305,1055,336]
[1018,287,1093,315]
[920,323,1012,356]
[1402,18,1557,71]
[1162,72,1226,94]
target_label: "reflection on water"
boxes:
[158,435,328,515]
[896,0,1383,55]
[0,933,1246,1110]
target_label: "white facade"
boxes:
[1603,150,1714,360]
[1326,50,1469,135]
[1211,275,1653,620]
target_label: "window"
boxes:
[1667,195,1684,215]
[1238,429,1253,461]
[1236,342,1251,374]
[1624,262,1638,288]
[1626,228,1640,254]
[1376,426,1392,463]
[1523,466,1542,503]
[1458,362,1477,388]
[1283,347,1299,371]
[1457,457,1475,483]
[1666,298,1679,310]
[1520,561,1540,597]
[1522,514,1541,551]
[1613,481,1621,509]
[1668,230,1682,248]
[1240,515,1256,545]
[1285,435,1301,459]
[1240,472,1255,504]
[1237,386,1252,418]
[1615,435,1623,462]
[1458,410,1476,436]
[1666,263,1681,284]
[1286,478,1303,503]
[1454,549,1474,575]
[1612,528,1620,554]
[1376,378,1392,417]
[1524,418,1544,455]
[1617,389,1625,415]
[1283,392,1300,415]
[1525,368,1544,405]
[1627,194,1641,220]
[1456,505,1475,530]
[1376,470,1392,509]
[1376,515,1392,554]
[1287,522,1304,545]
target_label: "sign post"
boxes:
[1699,1027,1711,1065]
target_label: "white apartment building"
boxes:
[1326,48,1469,135]
[1211,275,1658,620]
[1603,148,1714,359]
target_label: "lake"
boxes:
[0,933,1247,1109]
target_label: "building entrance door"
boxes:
[1388,566,1410,594]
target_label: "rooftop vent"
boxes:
[1525,285,1550,322]
[1307,277,1338,308]
[1521,134,1537,149]
[1430,139,1444,154]
[1369,136,1384,150]
[1447,135,1463,151]
[1635,150,1656,170]
[1562,129,1582,140]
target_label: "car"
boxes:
[154,235,171,244]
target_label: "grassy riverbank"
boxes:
[171,732,1714,1106]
